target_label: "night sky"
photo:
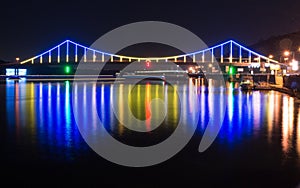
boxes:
[1,0,300,61]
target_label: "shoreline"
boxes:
[2,75,300,99]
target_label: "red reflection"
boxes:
[145,83,151,131]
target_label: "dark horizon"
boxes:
[1,0,300,62]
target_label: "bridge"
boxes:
[7,39,287,80]
[19,39,282,66]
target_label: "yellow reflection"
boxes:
[154,84,160,123]
[182,84,187,125]
[29,82,35,128]
[274,92,280,127]
[145,83,151,131]
[15,82,20,135]
[288,97,294,137]
[137,85,142,120]
[282,96,289,153]
[126,84,132,130]
[281,96,294,153]
[172,85,178,126]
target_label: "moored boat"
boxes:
[240,75,254,91]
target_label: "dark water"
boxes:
[1,78,300,187]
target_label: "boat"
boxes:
[121,74,165,81]
[240,75,254,91]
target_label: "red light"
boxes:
[145,60,151,68]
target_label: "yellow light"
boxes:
[268,55,273,59]
[16,57,20,61]
[284,51,290,56]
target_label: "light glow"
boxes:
[284,51,290,56]
[65,66,71,74]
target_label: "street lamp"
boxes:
[16,57,20,63]
[284,51,290,56]
[280,50,292,63]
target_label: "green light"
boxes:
[229,66,235,75]
[65,66,71,74]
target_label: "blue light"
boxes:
[66,40,69,62]
[239,47,242,58]
[230,41,233,62]
[19,39,282,65]
[57,46,60,63]
[49,51,51,63]
[221,45,223,57]
[75,44,78,62]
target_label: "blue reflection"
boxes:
[3,79,300,165]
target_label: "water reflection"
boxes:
[3,78,300,163]
[5,80,82,161]
[282,96,295,155]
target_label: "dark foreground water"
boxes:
[1,78,300,187]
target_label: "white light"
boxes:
[6,69,15,76]
[270,64,280,70]
[271,70,275,75]
[292,59,299,71]
[237,68,244,72]
[283,70,287,75]
[18,69,27,76]
[250,62,260,68]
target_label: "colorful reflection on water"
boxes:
[3,78,300,165]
